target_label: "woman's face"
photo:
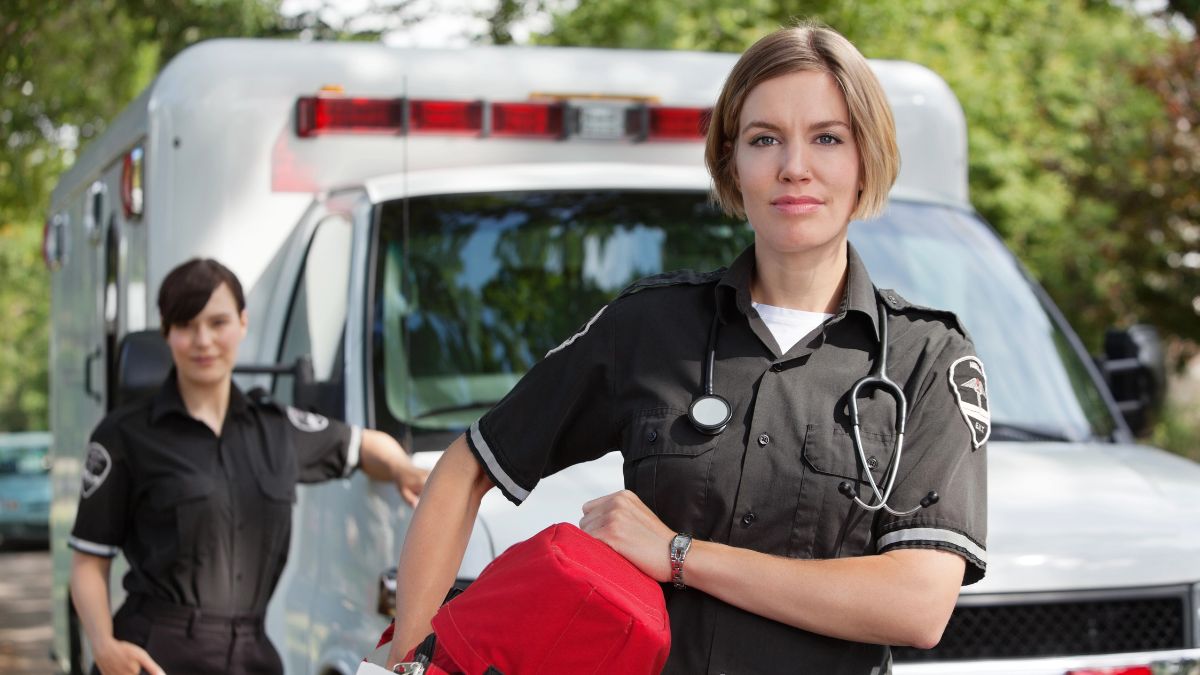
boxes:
[734,69,862,258]
[165,283,247,389]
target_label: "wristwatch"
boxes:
[669,533,693,589]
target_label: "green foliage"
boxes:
[0,223,49,431]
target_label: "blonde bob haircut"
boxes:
[705,22,900,221]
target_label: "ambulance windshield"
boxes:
[371,191,1117,451]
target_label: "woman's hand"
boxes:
[359,429,429,507]
[92,637,165,675]
[392,460,429,507]
[579,490,675,582]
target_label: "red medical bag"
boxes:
[375,523,671,674]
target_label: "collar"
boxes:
[149,369,250,426]
[715,242,881,341]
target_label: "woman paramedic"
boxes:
[389,22,988,674]
[69,258,429,675]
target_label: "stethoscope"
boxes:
[687,293,939,516]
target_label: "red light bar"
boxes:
[409,99,483,135]
[1066,666,1153,675]
[646,106,711,140]
[296,96,403,138]
[491,102,564,138]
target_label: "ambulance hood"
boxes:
[966,440,1200,595]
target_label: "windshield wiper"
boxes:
[989,422,1072,443]
[411,401,501,420]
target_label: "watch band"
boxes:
[669,533,693,589]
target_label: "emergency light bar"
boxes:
[295,95,709,141]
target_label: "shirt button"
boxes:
[741,512,757,527]
[646,430,658,443]
[757,433,770,447]
[770,363,783,373]
[867,456,879,469]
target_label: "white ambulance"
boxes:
[46,39,1200,675]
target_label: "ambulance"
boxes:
[46,39,1200,674]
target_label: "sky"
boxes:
[279,0,560,46]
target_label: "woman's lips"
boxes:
[771,196,823,215]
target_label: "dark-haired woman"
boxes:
[68,258,428,675]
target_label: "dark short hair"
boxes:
[157,258,245,335]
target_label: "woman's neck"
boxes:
[751,241,848,313]
[177,375,232,436]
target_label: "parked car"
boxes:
[0,431,52,547]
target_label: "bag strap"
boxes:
[414,632,505,675]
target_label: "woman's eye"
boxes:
[749,135,780,146]
[815,133,842,145]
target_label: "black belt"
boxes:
[123,594,265,636]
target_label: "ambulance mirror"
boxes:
[290,354,344,416]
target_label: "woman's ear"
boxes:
[239,309,249,339]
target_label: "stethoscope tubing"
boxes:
[691,290,934,515]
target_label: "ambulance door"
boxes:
[269,204,397,674]
[48,176,115,675]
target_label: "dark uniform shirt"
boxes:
[466,244,988,675]
[69,371,362,615]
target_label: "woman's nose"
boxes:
[778,146,812,183]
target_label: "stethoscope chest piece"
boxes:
[689,394,732,435]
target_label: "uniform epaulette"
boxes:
[247,387,284,412]
[877,288,972,339]
[616,268,726,301]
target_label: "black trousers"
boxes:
[95,595,283,675]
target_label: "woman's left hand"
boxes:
[580,490,675,582]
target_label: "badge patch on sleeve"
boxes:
[287,406,330,433]
[949,356,990,449]
[81,443,112,498]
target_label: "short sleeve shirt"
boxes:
[466,244,988,674]
[69,371,362,614]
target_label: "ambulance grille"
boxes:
[891,588,1191,663]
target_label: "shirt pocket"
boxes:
[795,424,898,557]
[150,478,217,564]
[620,408,718,532]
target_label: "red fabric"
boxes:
[373,523,670,674]
[431,523,670,674]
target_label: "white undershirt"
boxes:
[752,302,834,354]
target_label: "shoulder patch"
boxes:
[949,356,990,449]
[615,268,725,300]
[81,442,112,498]
[286,406,330,433]
[878,288,971,339]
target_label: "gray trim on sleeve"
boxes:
[877,527,987,564]
[470,420,530,503]
[344,425,363,477]
[68,536,119,558]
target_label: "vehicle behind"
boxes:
[0,431,52,548]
